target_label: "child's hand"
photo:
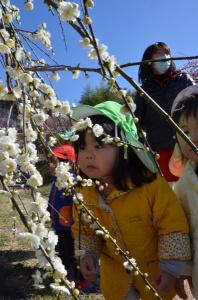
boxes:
[153,270,175,293]
[80,255,97,282]
[175,275,192,300]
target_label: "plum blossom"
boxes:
[72,70,80,79]
[0,29,10,42]
[0,158,17,176]
[0,43,11,54]
[58,1,80,22]
[27,171,43,188]
[19,232,40,249]
[92,124,104,137]
[32,24,52,50]
[49,72,60,81]
[24,1,34,11]
[15,47,26,61]
[55,163,75,190]
[50,283,70,294]
[19,72,33,85]
[32,270,45,289]
[26,126,38,142]
[71,117,92,131]
[32,112,49,126]
[123,258,137,272]
[88,43,109,60]
[80,37,91,47]
[85,0,94,9]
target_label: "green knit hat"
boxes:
[72,101,157,173]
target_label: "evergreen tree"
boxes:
[80,83,135,106]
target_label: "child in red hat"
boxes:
[48,144,93,293]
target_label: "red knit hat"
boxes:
[53,145,76,162]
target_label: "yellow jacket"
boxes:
[72,175,190,300]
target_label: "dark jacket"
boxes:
[134,72,194,151]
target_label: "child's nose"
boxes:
[86,150,95,159]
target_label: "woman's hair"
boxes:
[74,115,156,190]
[172,92,198,125]
[138,42,176,83]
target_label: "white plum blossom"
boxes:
[27,171,43,188]
[43,97,58,110]
[58,1,80,22]
[24,1,34,11]
[34,223,48,240]
[32,24,52,50]
[50,283,70,294]
[26,126,38,142]
[0,158,17,176]
[33,78,42,89]
[39,83,55,96]
[55,101,71,115]
[55,162,75,190]
[80,37,91,47]
[6,66,22,80]
[32,112,49,126]
[19,72,33,85]
[102,135,114,144]
[88,43,109,60]
[48,136,57,147]
[85,0,94,9]
[92,124,104,137]
[52,256,67,279]
[32,192,48,214]
[72,193,83,204]
[0,43,11,54]
[0,29,10,42]
[19,232,40,249]
[123,258,137,272]
[45,230,58,250]
[72,70,80,79]
[49,72,60,81]
[104,55,117,73]
[15,47,26,61]
[70,134,79,142]
[6,38,15,49]
[12,86,22,99]
[32,270,45,289]
[72,117,92,131]
[3,13,13,24]
[26,143,38,160]
[0,138,19,157]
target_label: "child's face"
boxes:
[177,112,198,164]
[78,130,119,181]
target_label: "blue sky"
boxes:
[10,1,198,104]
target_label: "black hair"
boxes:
[171,92,198,125]
[74,115,156,190]
[138,42,176,83]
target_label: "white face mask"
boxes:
[153,55,171,74]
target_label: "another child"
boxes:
[48,144,76,272]
[169,85,198,299]
[71,101,191,300]
[48,144,93,292]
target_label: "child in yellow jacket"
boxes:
[71,101,191,300]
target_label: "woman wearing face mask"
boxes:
[134,42,194,182]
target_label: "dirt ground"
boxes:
[0,184,194,300]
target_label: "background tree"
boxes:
[80,82,135,105]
